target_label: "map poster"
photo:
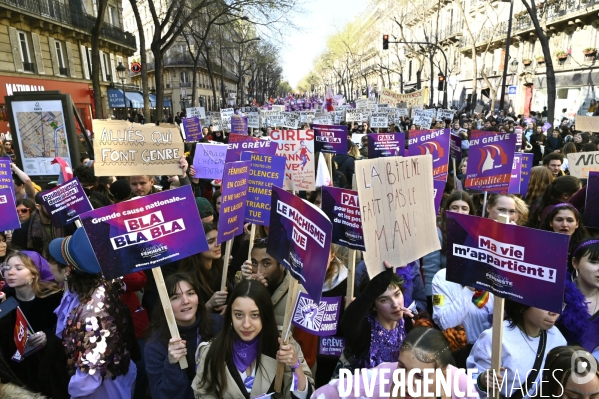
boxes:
[9,99,72,176]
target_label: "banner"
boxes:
[450,134,462,162]
[39,177,93,226]
[80,185,208,279]
[465,130,516,193]
[584,171,599,228]
[217,161,250,244]
[367,133,405,159]
[240,152,286,226]
[291,292,342,336]
[321,186,365,251]
[192,142,228,179]
[446,213,568,313]
[312,124,348,154]
[181,117,202,141]
[226,135,277,163]
[568,151,599,178]
[230,115,248,135]
[268,186,332,302]
[186,106,206,120]
[270,129,315,191]
[355,155,441,278]
[379,87,427,107]
[433,180,445,215]
[408,128,451,181]
[92,120,184,176]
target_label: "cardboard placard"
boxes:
[568,151,599,178]
[370,113,388,129]
[270,129,315,191]
[575,115,599,132]
[247,112,260,129]
[186,107,206,120]
[379,87,427,107]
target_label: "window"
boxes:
[55,40,67,75]
[17,31,35,72]
[563,31,573,51]
[108,6,117,26]
[180,71,189,83]
[102,52,111,81]
[86,48,93,79]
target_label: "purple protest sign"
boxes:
[268,186,332,303]
[291,292,342,336]
[193,142,227,179]
[217,161,250,244]
[465,130,517,193]
[450,134,462,162]
[584,171,599,228]
[0,159,15,201]
[0,186,20,231]
[514,126,523,152]
[230,115,248,135]
[39,177,93,226]
[79,185,208,279]
[367,133,406,159]
[319,336,345,357]
[240,151,286,226]
[433,180,446,215]
[226,134,277,163]
[182,117,202,141]
[446,212,568,313]
[408,128,451,181]
[520,153,533,196]
[542,122,552,132]
[508,154,522,195]
[311,124,348,154]
[321,186,364,251]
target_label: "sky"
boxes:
[279,0,367,89]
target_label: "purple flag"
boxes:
[79,185,208,279]
[217,161,250,244]
[446,212,568,313]
[367,133,405,159]
[520,153,533,196]
[311,124,348,154]
[450,134,462,162]
[193,142,227,179]
[508,154,523,195]
[584,171,599,228]
[39,177,93,227]
[182,117,203,141]
[240,151,286,226]
[321,186,364,251]
[465,130,517,193]
[291,292,342,336]
[230,115,249,135]
[226,135,277,163]
[268,186,332,303]
[408,128,451,181]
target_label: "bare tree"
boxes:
[91,0,108,119]
[127,0,150,119]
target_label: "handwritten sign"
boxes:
[413,110,433,129]
[568,151,599,178]
[217,161,250,244]
[192,142,227,179]
[379,87,427,107]
[247,112,260,129]
[345,109,362,123]
[186,107,206,120]
[370,113,388,129]
[575,116,599,132]
[270,129,315,191]
[220,108,235,131]
[282,112,300,129]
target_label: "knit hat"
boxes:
[195,197,214,219]
[110,179,132,201]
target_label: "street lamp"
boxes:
[116,62,127,120]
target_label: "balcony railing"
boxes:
[0,0,136,49]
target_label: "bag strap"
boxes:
[509,330,547,399]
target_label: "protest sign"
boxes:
[332,111,344,125]
[186,107,206,120]
[446,212,568,313]
[410,104,424,117]
[282,112,300,129]
[226,135,277,163]
[465,130,516,193]
[207,112,222,131]
[575,115,599,132]
[436,109,455,121]
[408,128,451,181]
[217,161,250,244]
[220,108,235,131]
[367,133,405,159]
[268,186,332,302]
[270,129,315,191]
[413,110,433,129]
[272,105,285,112]
[181,117,202,141]
[312,124,348,154]
[80,185,208,279]
[396,108,409,118]
[370,113,388,129]
[450,134,462,162]
[92,120,184,176]
[514,126,523,152]
[39,177,92,226]
[0,159,15,197]
[321,185,365,250]
[14,307,29,359]
[193,142,227,179]
[568,151,599,178]
[241,151,286,225]
[379,87,427,107]
[0,186,20,231]
[247,112,260,129]
[300,111,315,123]
[433,180,445,215]
[266,112,284,127]
[584,171,599,228]
[230,115,248,135]
[291,292,342,336]
[355,155,441,277]
[312,115,333,125]
[345,109,362,123]
[507,154,522,194]
[241,106,259,113]
[319,336,345,357]
[519,153,533,195]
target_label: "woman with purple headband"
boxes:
[539,203,589,255]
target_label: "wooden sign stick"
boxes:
[247,224,257,261]
[274,279,300,392]
[345,249,356,309]
[220,239,233,291]
[452,158,458,186]
[152,267,188,369]
[327,153,333,182]
[489,213,509,399]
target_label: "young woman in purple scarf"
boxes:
[193,280,314,399]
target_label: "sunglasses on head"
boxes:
[17,208,31,214]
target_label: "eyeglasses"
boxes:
[17,208,31,214]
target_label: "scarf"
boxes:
[54,289,80,338]
[472,290,490,308]
[232,336,259,372]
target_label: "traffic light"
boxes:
[383,35,389,50]
[438,74,445,91]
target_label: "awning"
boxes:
[108,89,144,108]
[124,91,144,108]
[149,93,171,108]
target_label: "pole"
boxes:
[499,0,515,112]
[429,50,434,107]
[121,79,126,120]
[220,25,224,109]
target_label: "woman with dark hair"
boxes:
[525,166,554,206]
[539,203,589,255]
[0,231,12,263]
[145,272,222,399]
[178,223,230,312]
[574,132,591,152]
[528,176,582,228]
[467,299,566,398]
[530,125,546,165]
[15,198,36,223]
[312,327,477,398]
[560,142,577,174]
[542,346,599,398]
[211,191,222,225]
[192,280,314,398]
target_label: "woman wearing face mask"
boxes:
[422,191,475,310]
[145,273,222,399]
[539,204,589,255]
[542,346,599,399]
[193,280,314,398]
[528,176,582,228]
[312,327,478,399]
[467,299,567,399]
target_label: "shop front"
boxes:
[108,88,172,122]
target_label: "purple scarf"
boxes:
[22,250,55,281]
[232,336,259,372]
